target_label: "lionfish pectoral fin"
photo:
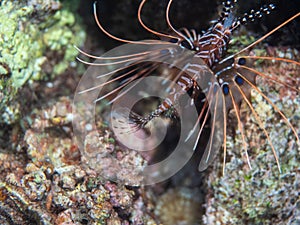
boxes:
[197,90,225,172]
[221,93,227,175]
[236,82,282,173]
[229,88,252,170]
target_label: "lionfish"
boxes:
[76,0,300,175]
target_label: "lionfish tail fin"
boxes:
[111,107,148,134]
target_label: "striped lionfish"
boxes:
[76,0,300,175]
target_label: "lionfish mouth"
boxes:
[73,0,300,183]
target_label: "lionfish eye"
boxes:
[234,75,244,85]
[237,57,246,65]
[222,83,230,95]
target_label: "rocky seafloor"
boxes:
[0,0,299,224]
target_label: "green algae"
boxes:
[228,34,256,54]
[0,0,86,124]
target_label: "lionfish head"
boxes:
[191,1,276,67]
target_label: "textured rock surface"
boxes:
[203,49,300,225]
[0,0,299,224]
[0,0,85,124]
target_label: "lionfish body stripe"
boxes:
[78,0,300,173]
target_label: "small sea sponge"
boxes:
[155,187,203,225]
